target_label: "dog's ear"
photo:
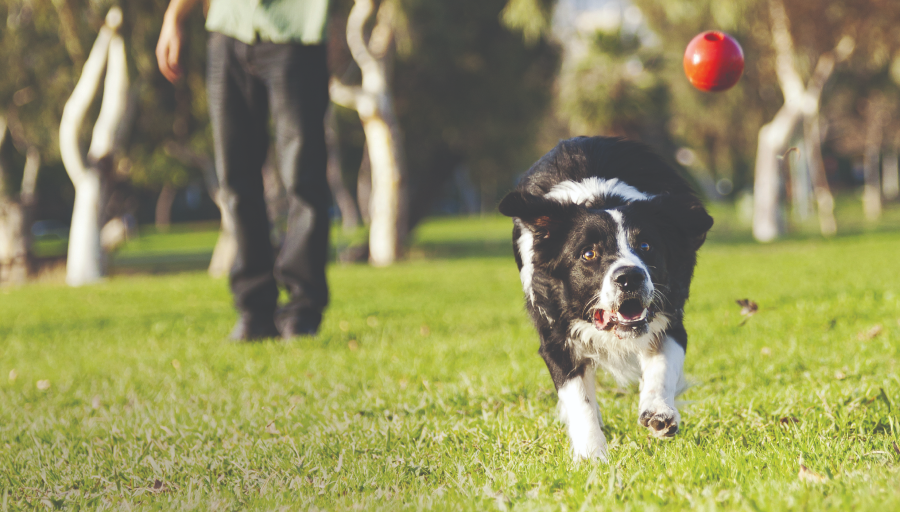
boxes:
[499,191,576,239]
[650,194,714,250]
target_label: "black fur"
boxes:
[499,137,713,394]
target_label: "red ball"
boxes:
[683,31,744,92]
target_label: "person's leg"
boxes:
[207,33,279,339]
[254,42,331,336]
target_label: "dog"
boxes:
[498,136,713,461]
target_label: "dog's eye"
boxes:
[581,249,598,261]
[639,242,651,252]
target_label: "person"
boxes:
[156,0,332,340]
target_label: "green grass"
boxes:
[2,210,900,510]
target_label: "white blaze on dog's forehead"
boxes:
[606,209,651,273]
[544,177,650,205]
[593,209,653,311]
[515,219,536,303]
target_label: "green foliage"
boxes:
[0,0,212,196]
[393,0,560,202]
[2,216,900,508]
[500,0,555,46]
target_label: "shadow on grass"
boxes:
[107,200,900,274]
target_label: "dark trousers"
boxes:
[207,32,330,322]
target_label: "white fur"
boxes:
[515,219,536,303]
[638,335,686,438]
[567,314,670,385]
[592,209,653,315]
[557,367,608,461]
[544,177,650,207]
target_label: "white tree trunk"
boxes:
[208,189,237,278]
[162,141,236,276]
[59,8,128,286]
[331,0,407,266]
[363,115,402,265]
[753,109,799,242]
[66,170,104,284]
[863,98,884,221]
[752,0,852,242]
[883,149,899,201]
[803,114,837,235]
[155,183,177,231]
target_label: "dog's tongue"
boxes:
[593,309,613,330]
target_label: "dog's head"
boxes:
[500,187,712,339]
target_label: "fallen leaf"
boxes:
[858,325,882,340]
[798,464,827,483]
[36,380,50,391]
[150,479,168,493]
[736,299,758,326]
[779,417,799,426]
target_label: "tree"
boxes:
[329,0,559,263]
[59,8,129,286]
[0,116,40,284]
[330,0,407,266]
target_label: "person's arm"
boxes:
[156,0,204,83]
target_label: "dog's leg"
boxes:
[638,335,685,438]
[557,366,608,461]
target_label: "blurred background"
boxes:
[1,0,899,283]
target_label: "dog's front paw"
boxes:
[571,438,609,463]
[638,403,680,438]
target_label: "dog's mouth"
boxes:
[593,298,651,335]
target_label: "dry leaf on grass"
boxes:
[736,299,758,326]
[857,325,882,340]
[798,464,827,483]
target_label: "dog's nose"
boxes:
[613,266,645,292]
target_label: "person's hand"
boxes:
[156,14,185,83]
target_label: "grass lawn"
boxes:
[2,208,900,510]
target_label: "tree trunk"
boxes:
[325,107,360,232]
[753,109,798,242]
[753,0,851,242]
[155,183,177,231]
[59,8,128,286]
[208,189,237,278]
[67,167,104,284]
[883,148,899,202]
[863,97,885,221]
[357,146,372,225]
[361,112,404,265]
[1,116,41,285]
[803,114,837,236]
[330,0,407,266]
[162,140,236,276]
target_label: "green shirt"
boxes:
[206,0,330,45]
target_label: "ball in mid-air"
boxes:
[683,31,744,92]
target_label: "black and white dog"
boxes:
[499,137,713,461]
